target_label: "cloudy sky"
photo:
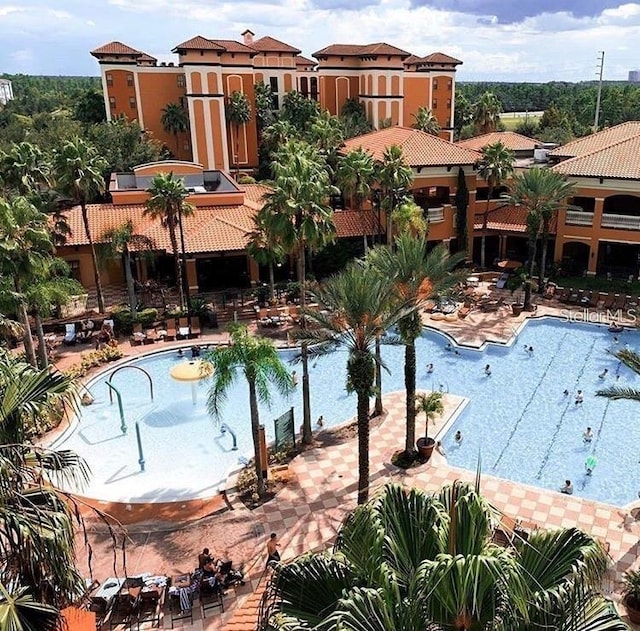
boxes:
[2,0,640,82]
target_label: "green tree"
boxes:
[454,167,469,253]
[598,348,640,405]
[247,208,286,302]
[390,199,427,237]
[411,106,441,135]
[73,88,107,124]
[161,102,189,157]
[102,220,155,314]
[477,141,514,268]
[340,98,372,139]
[307,110,344,165]
[226,91,252,178]
[205,324,293,497]
[265,481,622,631]
[143,172,194,311]
[368,237,463,456]
[281,90,319,132]
[253,81,276,131]
[377,145,413,247]
[0,141,50,195]
[454,92,473,138]
[296,263,408,504]
[507,168,575,308]
[337,148,376,211]
[53,137,108,313]
[415,390,444,442]
[473,91,503,134]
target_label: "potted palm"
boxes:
[415,391,444,461]
[622,569,640,624]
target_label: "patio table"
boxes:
[93,577,125,604]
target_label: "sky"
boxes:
[1,0,640,82]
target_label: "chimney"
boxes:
[241,29,255,45]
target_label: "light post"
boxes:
[177,205,191,312]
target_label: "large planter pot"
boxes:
[416,437,436,461]
[511,304,524,317]
[625,597,640,625]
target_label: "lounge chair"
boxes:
[595,292,607,309]
[566,289,579,305]
[602,293,616,310]
[458,304,472,319]
[557,287,570,303]
[63,323,77,345]
[612,294,626,310]
[143,329,158,345]
[165,320,176,341]
[189,317,201,338]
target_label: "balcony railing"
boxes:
[565,210,594,226]
[426,207,445,223]
[601,213,640,230]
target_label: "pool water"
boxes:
[51,318,640,505]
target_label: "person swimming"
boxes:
[426,363,434,374]
[598,368,608,379]
[583,427,594,443]
[585,455,597,476]
[454,430,463,444]
[316,415,324,428]
[575,390,584,405]
[484,364,492,376]
[563,389,569,396]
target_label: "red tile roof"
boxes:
[456,131,538,152]
[251,36,301,54]
[137,53,157,63]
[551,135,640,180]
[473,206,558,234]
[334,210,383,237]
[417,52,463,65]
[91,41,142,57]
[209,39,258,55]
[313,43,411,59]
[341,126,480,167]
[172,36,226,52]
[295,55,316,67]
[548,121,640,159]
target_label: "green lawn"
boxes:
[501,115,542,131]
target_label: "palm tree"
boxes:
[103,220,154,313]
[411,106,441,135]
[598,348,640,404]
[205,324,293,497]
[473,91,503,134]
[368,236,464,456]
[415,390,444,444]
[0,141,50,195]
[476,141,514,269]
[143,172,194,311]
[295,263,409,504]
[264,481,623,631]
[226,91,252,178]
[377,145,413,247]
[336,148,376,211]
[307,110,345,162]
[0,196,53,367]
[0,351,89,621]
[161,102,189,158]
[247,209,286,302]
[507,168,574,310]
[53,137,108,313]
[262,139,337,445]
[390,199,427,237]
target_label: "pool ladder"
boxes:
[220,422,238,450]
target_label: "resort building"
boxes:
[90,33,462,171]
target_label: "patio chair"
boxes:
[109,593,136,629]
[189,317,201,338]
[143,329,158,345]
[178,317,189,328]
[595,292,607,309]
[89,596,112,630]
[165,320,176,341]
[612,294,626,310]
[602,293,616,310]
[588,291,600,308]
[136,587,164,630]
[566,289,579,305]
[200,578,224,618]
[169,588,194,628]
[557,287,570,303]
[63,323,77,345]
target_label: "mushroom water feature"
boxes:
[169,359,214,405]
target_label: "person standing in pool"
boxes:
[484,364,492,376]
[575,390,584,405]
[560,480,574,495]
[426,363,434,374]
[454,430,463,444]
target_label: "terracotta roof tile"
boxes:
[250,36,301,54]
[418,52,463,65]
[172,36,226,52]
[91,41,141,57]
[341,126,480,167]
[334,210,383,238]
[137,53,157,63]
[295,55,316,67]
[456,131,538,152]
[548,121,640,158]
[473,206,558,234]
[209,39,258,55]
[551,135,640,180]
[403,54,421,65]
[313,43,411,58]
[240,183,272,208]
[223,582,265,631]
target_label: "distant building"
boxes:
[0,78,13,104]
[628,70,640,83]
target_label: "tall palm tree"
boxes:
[473,91,503,134]
[476,141,514,269]
[415,390,444,443]
[377,145,413,247]
[390,199,427,237]
[161,102,189,158]
[262,139,337,445]
[53,137,108,313]
[0,351,89,621]
[0,196,53,367]
[598,348,640,404]
[411,106,441,135]
[143,172,194,311]
[507,168,574,310]
[205,324,293,497]
[307,110,345,163]
[247,208,286,302]
[264,481,622,631]
[0,141,50,195]
[336,148,376,211]
[368,236,464,456]
[295,263,409,504]
[226,91,252,178]
[103,220,155,314]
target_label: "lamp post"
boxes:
[177,205,191,312]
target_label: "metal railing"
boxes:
[426,207,445,223]
[600,213,640,230]
[565,210,594,226]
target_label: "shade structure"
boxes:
[170,360,213,404]
[497,260,523,270]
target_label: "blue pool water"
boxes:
[52,318,640,505]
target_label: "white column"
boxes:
[132,69,145,129]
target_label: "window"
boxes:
[127,74,134,87]
[300,76,309,97]
[106,73,113,87]
[109,96,116,109]
[310,77,318,101]
[432,98,438,109]
[433,79,438,90]
[269,76,278,92]
[68,260,81,282]
[179,96,187,109]
[271,94,279,110]
[177,74,186,88]
[129,97,136,109]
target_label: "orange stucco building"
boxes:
[91,32,462,172]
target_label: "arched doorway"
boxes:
[561,241,590,276]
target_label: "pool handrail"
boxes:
[108,365,154,405]
[105,382,127,434]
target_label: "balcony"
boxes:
[601,213,640,230]
[426,207,445,223]
[565,210,594,226]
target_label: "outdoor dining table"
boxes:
[93,577,125,604]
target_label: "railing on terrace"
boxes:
[565,210,594,226]
[601,213,640,230]
[426,207,445,223]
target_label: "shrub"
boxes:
[112,307,158,334]
[64,346,124,380]
[238,175,256,184]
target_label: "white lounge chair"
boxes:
[64,323,76,345]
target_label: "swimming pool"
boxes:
[51,318,640,506]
